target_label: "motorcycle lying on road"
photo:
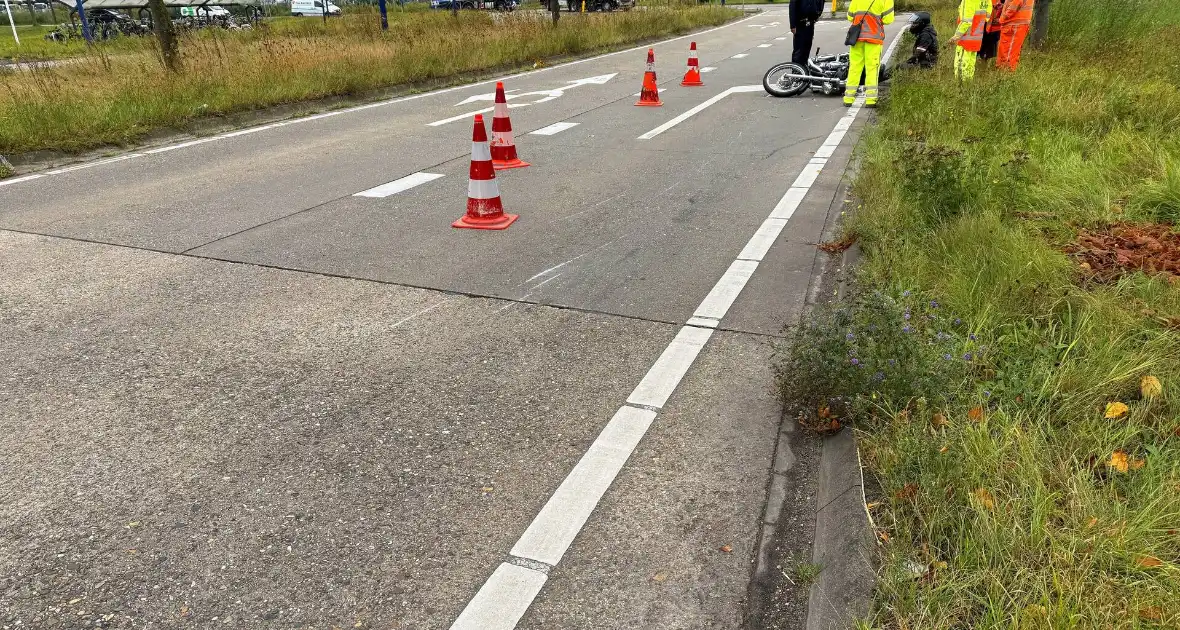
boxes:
[763,48,851,98]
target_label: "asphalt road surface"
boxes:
[0,11,904,630]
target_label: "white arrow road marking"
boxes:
[427,107,495,127]
[636,85,763,140]
[449,73,618,108]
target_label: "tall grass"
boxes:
[0,6,738,155]
[778,1,1180,627]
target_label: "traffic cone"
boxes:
[681,42,703,87]
[490,81,529,170]
[635,48,662,107]
[453,114,518,231]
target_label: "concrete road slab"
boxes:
[517,331,780,630]
[0,231,675,629]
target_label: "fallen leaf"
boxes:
[938,445,949,454]
[1087,517,1098,528]
[1104,401,1130,419]
[895,483,919,500]
[1130,457,1146,470]
[179,606,190,617]
[651,572,668,583]
[931,413,949,428]
[480,486,494,493]
[1140,607,1163,621]
[973,488,995,511]
[865,502,881,510]
[1136,555,1163,568]
[818,406,831,419]
[1141,375,1163,399]
[878,531,891,542]
[719,545,733,553]
[1109,450,1130,473]
[967,406,984,422]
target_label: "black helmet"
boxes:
[910,11,932,33]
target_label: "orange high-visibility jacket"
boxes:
[956,0,992,51]
[1000,0,1034,26]
[847,0,896,45]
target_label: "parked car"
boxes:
[33,2,49,11]
[290,0,341,16]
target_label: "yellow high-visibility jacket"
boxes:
[956,0,993,50]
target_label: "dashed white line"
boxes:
[529,121,580,136]
[733,53,750,58]
[448,24,909,630]
[757,43,773,48]
[775,36,787,40]
[700,66,717,73]
[637,85,762,140]
[354,172,445,198]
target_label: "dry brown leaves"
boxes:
[817,235,857,255]
[1065,222,1180,283]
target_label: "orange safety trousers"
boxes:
[997,24,1029,70]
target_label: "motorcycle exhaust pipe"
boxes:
[777,73,815,80]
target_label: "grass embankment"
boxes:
[777,0,1180,627]
[0,5,738,156]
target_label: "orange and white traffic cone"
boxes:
[681,41,703,87]
[635,48,662,107]
[490,81,529,170]
[453,114,518,231]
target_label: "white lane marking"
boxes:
[448,24,910,630]
[775,36,787,41]
[757,43,773,48]
[737,217,789,262]
[449,563,547,630]
[692,259,759,321]
[769,186,809,220]
[733,53,750,59]
[354,172,445,198]
[685,316,719,329]
[529,122,580,136]
[455,74,617,106]
[1,15,761,189]
[625,326,714,409]
[700,66,717,73]
[43,153,145,176]
[637,85,762,140]
[0,173,46,187]
[511,406,658,565]
[428,107,495,127]
[791,159,825,189]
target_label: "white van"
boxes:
[180,6,231,17]
[290,0,341,16]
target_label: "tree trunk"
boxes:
[148,0,180,71]
[1031,0,1052,48]
[550,0,558,23]
[48,0,57,23]
[24,0,37,25]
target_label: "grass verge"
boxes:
[775,0,1180,627]
[0,5,739,156]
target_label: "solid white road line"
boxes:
[625,326,714,409]
[529,121,580,136]
[449,563,548,630]
[449,24,909,630]
[637,85,762,140]
[732,53,750,58]
[0,14,762,190]
[354,172,445,198]
[511,406,658,565]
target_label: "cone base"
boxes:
[452,212,519,231]
[635,100,663,107]
[492,159,530,170]
[681,78,704,86]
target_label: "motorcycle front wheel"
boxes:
[763,63,809,97]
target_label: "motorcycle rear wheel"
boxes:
[763,63,809,98]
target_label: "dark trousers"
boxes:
[792,20,815,65]
[979,29,1001,59]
